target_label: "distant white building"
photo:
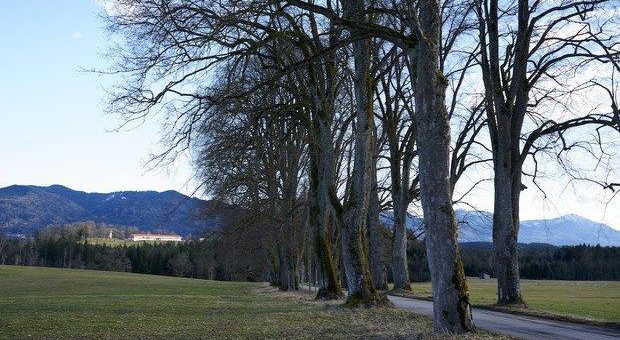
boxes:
[131,233,182,242]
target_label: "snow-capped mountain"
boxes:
[382,209,620,246]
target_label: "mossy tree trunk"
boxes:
[338,0,388,305]
[473,0,528,308]
[308,123,344,299]
[415,0,474,332]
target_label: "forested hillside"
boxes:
[0,185,229,235]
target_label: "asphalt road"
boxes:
[388,295,620,340]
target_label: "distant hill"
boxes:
[381,209,620,246]
[0,185,230,236]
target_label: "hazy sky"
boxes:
[0,1,618,229]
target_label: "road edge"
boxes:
[385,290,620,330]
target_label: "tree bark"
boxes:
[492,136,525,305]
[338,0,387,305]
[308,121,344,299]
[384,76,416,291]
[368,149,388,290]
[339,40,384,304]
[415,0,474,332]
[277,245,296,291]
[476,0,530,306]
[391,187,411,291]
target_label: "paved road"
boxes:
[388,295,620,340]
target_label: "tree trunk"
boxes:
[493,148,524,305]
[341,209,385,306]
[338,26,387,307]
[268,251,280,287]
[391,190,411,290]
[415,0,474,332]
[309,123,343,299]
[368,156,388,290]
[277,245,295,291]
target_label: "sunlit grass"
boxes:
[403,278,620,322]
[0,266,506,339]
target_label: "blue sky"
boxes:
[0,1,194,195]
[0,1,617,229]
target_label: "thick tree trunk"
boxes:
[368,165,388,290]
[415,0,474,332]
[276,219,299,292]
[337,5,386,305]
[309,123,343,299]
[493,149,524,305]
[277,245,296,291]
[341,209,386,306]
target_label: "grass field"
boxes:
[408,278,620,323]
[0,266,503,340]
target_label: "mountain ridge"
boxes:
[3,184,618,245]
[0,184,228,236]
[381,209,620,246]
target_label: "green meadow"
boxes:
[409,278,620,323]
[0,266,504,340]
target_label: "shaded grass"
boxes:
[402,278,619,323]
[0,266,507,339]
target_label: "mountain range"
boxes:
[0,185,228,236]
[2,184,619,246]
[381,209,620,246]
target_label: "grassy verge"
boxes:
[389,278,619,325]
[0,266,507,339]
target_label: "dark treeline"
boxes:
[0,233,264,282]
[2,225,617,282]
[409,242,620,282]
[0,223,264,280]
[36,221,140,240]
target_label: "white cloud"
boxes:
[71,32,83,39]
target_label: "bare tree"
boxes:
[413,0,475,332]
[374,48,418,291]
[473,0,620,305]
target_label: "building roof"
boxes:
[131,233,182,238]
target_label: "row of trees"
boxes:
[102,0,619,333]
